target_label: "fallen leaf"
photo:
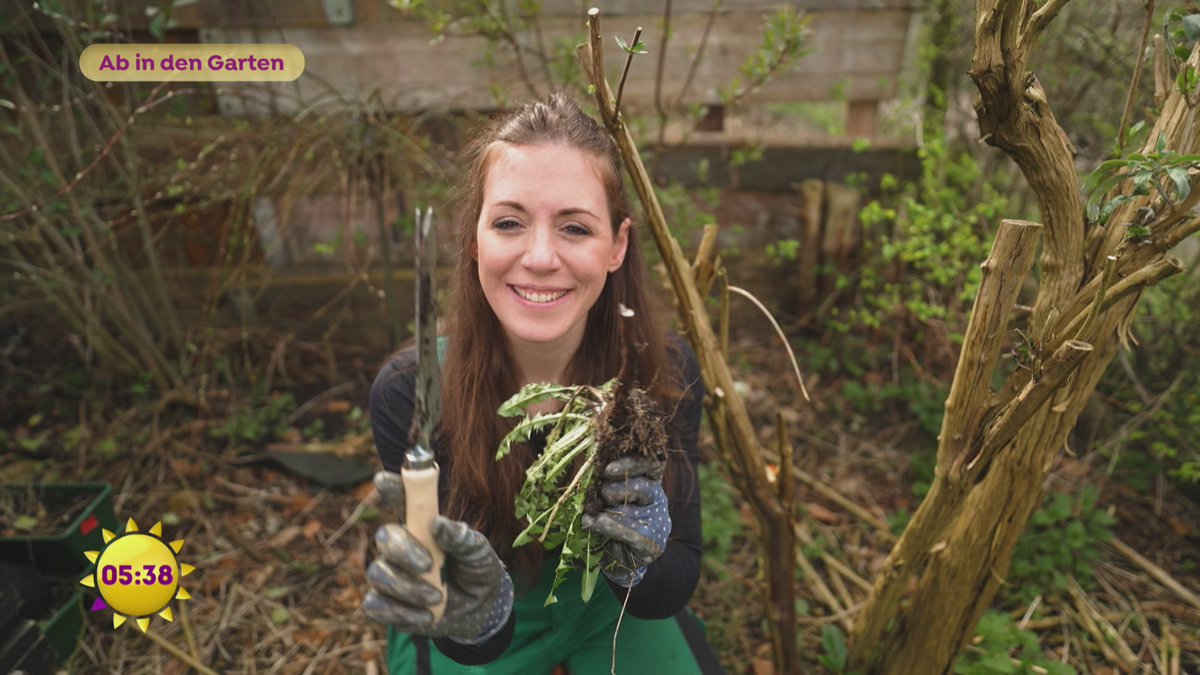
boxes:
[270,607,289,625]
[170,458,201,476]
[166,490,198,513]
[807,503,839,524]
[294,629,330,647]
[352,479,375,502]
[227,511,254,526]
[200,569,231,594]
[267,526,301,548]
[1164,516,1191,536]
[13,515,38,531]
[285,493,314,516]
[302,519,322,540]
[334,585,361,609]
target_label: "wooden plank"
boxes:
[0,0,921,30]
[823,182,860,274]
[206,9,910,113]
[846,100,879,136]
[647,140,920,192]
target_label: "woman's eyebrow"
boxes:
[491,200,599,220]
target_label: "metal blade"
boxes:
[410,206,440,467]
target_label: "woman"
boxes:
[363,93,722,675]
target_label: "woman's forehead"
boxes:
[482,143,611,208]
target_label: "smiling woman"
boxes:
[363,93,722,675]
[475,143,630,383]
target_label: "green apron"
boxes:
[385,556,715,675]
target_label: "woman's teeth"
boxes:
[514,287,567,303]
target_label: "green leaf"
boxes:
[615,35,629,52]
[1167,166,1191,200]
[270,607,289,624]
[582,560,599,602]
[1184,14,1200,44]
[820,624,847,671]
[13,515,38,531]
[1156,130,1167,154]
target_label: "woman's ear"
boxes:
[608,218,631,272]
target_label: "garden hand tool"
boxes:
[402,206,447,623]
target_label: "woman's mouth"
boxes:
[511,285,569,304]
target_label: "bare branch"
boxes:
[1020,0,1072,58]
[1117,0,1156,155]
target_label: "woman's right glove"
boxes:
[362,472,513,644]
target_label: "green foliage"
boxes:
[1005,486,1115,605]
[698,463,743,566]
[818,624,860,674]
[1082,134,1200,224]
[718,9,812,106]
[954,611,1075,675]
[849,136,1004,331]
[615,35,647,55]
[765,239,800,263]
[1094,268,1200,490]
[209,392,296,444]
[496,380,616,605]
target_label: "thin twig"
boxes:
[654,0,673,141]
[611,581,634,675]
[1118,0,1156,155]
[728,286,809,401]
[614,26,642,121]
[673,0,723,112]
[1,81,167,221]
[286,380,359,424]
[140,627,221,675]
[1109,536,1200,613]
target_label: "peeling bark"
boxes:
[849,1,1200,673]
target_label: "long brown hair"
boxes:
[439,93,683,575]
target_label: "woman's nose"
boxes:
[521,225,561,272]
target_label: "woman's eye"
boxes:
[563,223,592,236]
[493,218,521,231]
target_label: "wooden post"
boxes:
[846,100,878,137]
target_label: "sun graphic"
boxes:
[79,518,194,632]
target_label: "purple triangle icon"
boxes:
[91,598,107,611]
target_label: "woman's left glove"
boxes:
[362,472,513,643]
[581,456,671,587]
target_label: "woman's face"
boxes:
[475,143,630,355]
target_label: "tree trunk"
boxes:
[850,1,1200,672]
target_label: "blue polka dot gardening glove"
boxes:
[581,456,671,587]
[363,472,514,644]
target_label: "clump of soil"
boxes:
[583,311,670,517]
[585,385,668,517]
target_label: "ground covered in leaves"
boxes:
[2,325,1200,675]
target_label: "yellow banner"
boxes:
[80,44,304,82]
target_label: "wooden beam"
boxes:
[204,9,911,113]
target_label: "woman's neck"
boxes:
[507,337,574,387]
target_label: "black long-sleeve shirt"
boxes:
[368,335,705,665]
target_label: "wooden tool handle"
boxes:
[401,464,447,624]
